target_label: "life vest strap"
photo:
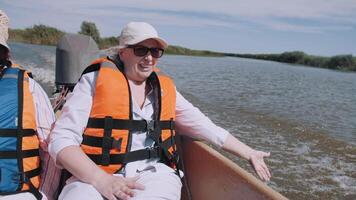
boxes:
[0,149,39,159]
[81,63,101,75]
[86,134,175,165]
[161,135,175,149]
[0,129,36,137]
[82,133,174,150]
[19,168,42,200]
[82,134,123,149]
[87,146,163,165]
[86,118,175,131]
[14,167,42,183]
[1,167,42,199]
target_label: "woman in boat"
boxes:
[49,21,271,200]
[0,10,60,200]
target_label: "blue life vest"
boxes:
[0,67,42,199]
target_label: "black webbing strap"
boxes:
[147,129,177,164]
[87,147,162,165]
[82,135,123,149]
[22,149,40,158]
[161,135,175,149]
[82,130,174,150]
[27,182,42,200]
[0,129,36,137]
[10,167,43,200]
[1,170,43,199]
[102,116,113,166]
[81,63,101,75]
[24,167,41,179]
[26,71,33,79]
[0,149,39,159]
[0,151,17,158]
[86,136,176,166]
[22,174,42,200]
[86,118,175,131]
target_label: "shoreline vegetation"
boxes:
[9,23,356,72]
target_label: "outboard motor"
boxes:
[53,33,99,112]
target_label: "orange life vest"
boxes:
[80,57,177,174]
[0,66,42,199]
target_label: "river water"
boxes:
[10,42,356,199]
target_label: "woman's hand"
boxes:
[222,134,272,181]
[56,146,145,200]
[248,150,271,181]
[93,173,145,200]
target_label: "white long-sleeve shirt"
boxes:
[48,71,229,177]
[29,78,54,147]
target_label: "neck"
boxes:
[128,79,146,86]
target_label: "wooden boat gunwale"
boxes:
[179,136,288,200]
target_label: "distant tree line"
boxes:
[165,45,223,57]
[226,51,356,71]
[8,22,220,57]
[9,22,116,49]
[8,22,356,71]
[9,24,65,45]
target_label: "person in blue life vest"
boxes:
[49,21,272,200]
[0,10,60,200]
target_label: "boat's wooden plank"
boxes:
[180,137,287,200]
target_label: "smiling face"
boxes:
[119,39,161,83]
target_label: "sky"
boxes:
[1,0,356,56]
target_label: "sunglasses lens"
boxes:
[150,48,164,58]
[130,46,164,58]
[133,47,149,57]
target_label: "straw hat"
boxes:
[0,10,10,50]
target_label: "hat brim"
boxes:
[119,36,168,49]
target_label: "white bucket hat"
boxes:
[118,22,168,49]
[0,10,10,50]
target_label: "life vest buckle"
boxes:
[112,138,123,150]
[145,120,155,133]
[146,146,160,159]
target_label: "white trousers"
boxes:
[0,192,47,200]
[58,171,182,200]
[0,193,36,200]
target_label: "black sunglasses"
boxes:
[127,45,164,58]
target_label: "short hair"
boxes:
[0,44,10,63]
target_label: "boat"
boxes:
[54,33,288,200]
[179,137,287,200]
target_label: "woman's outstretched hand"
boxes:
[249,150,271,181]
[222,134,272,181]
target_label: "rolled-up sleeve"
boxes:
[48,72,96,164]
[175,89,229,148]
[29,79,55,145]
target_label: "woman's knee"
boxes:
[58,181,103,200]
[132,172,182,200]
